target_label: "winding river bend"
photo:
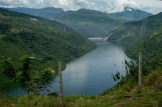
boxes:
[7,40,130,96]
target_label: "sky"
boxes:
[0,0,162,14]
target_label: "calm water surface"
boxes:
[7,40,130,96]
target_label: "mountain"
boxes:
[6,7,123,37]
[126,28,162,67]
[54,9,122,37]
[8,7,65,18]
[0,8,96,70]
[6,7,152,37]
[109,12,162,67]
[110,7,152,21]
[108,12,162,45]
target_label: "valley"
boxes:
[0,1,162,106]
[7,7,151,37]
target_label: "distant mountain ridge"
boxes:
[5,7,152,37]
[110,7,152,21]
[54,8,121,37]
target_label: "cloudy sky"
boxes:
[0,0,162,14]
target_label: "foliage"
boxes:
[37,69,53,95]
[20,56,31,90]
[125,60,138,80]
[126,29,162,68]
[112,60,138,84]
[1,58,16,80]
[112,60,148,90]
[112,72,121,82]
[1,56,54,94]
[0,22,10,34]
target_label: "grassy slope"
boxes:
[1,69,162,107]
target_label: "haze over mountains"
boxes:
[6,7,152,37]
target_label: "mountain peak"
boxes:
[110,7,152,21]
[77,8,98,12]
[124,7,135,11]
[41,7,64,11]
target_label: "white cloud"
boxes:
[0,0,162,14]
[107,0,139,13]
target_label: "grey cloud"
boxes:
[0,0,162,14]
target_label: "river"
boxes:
[7,40,130,96]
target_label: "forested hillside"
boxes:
[126,28,162,68]
[109,12,162,45]
[0,8,96,70]
[108,12,162,67]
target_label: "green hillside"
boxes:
[108,12,162,68]
[126,28,162,68]
[54,9,121,37]
[109,12,162,46]
[0,8,96,70]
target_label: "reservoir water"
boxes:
[7,40,130,96]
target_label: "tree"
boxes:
[1,56,54,95]
[19,56,31,93]
[112,60,138,84]
[38,69,53,95]
[1,58,16,80]
[125,60,138,81]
